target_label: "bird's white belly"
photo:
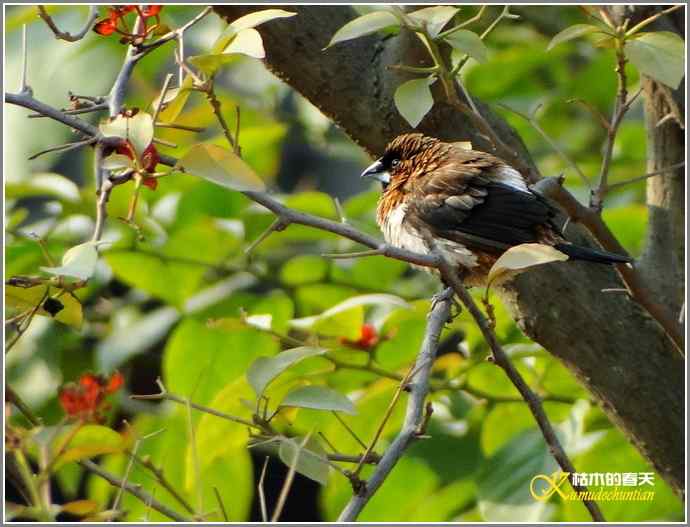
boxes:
[381,204,478,269]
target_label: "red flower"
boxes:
[59,372,124,422]
[93,5,163,39]
[93,18,117,36]
[340,324,380,350]
[141,5,162,17]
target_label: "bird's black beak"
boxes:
[360,159,390,186]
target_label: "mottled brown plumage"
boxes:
[361,133,631,286]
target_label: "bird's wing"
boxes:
[406,150,558,252]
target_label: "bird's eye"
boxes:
[390,158,400,168]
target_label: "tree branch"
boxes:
[37,5,99,43]
[338,288,452,521]
[79,460,190,522]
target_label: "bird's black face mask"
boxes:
[360,152,401,190]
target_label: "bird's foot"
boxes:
[430,287,459,322]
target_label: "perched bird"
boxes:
[361,133,631,287]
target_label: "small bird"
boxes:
[361,133,631,287]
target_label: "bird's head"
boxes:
[360,133,441,191]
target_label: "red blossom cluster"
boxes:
[93,5,163,43]
[58,372,124,422]
[340,323,380,350]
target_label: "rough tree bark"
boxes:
[213,5,685,496]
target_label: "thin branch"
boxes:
[37,5,99,42]
[436,259,606,522]
[130,379,260,431]
[79,460,190,522]
[6,386,42,426]
[20,25,30,93]
[322,248,384,259]
[604,162,684,192]
[130,451,194,515]
[271,434,311,522]
[625,5,684,36]
[213,487,228,522]
[28,137,95,161]
[499,103,589,187]
[591,37,630,211]
[151,73,174,126]
[338,289,452,521]
[257,457,269,522]
[28,102,109,119]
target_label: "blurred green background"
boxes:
[4,5,679,522]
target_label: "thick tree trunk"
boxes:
[213,5,685,495]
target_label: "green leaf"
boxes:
[394,77,435,128]
[164,319,279,406]
[5,285,83,328]
[5,173,80,202]
[53,425,125,470]
[157,76,194,123]
[487,243,569,285]
[625,31,685,89]
[246,346,327,396]
[409,6,459,38]
[290,294,409,340]
[177,144,266,191]
[280,385,356,415]
[213,9,296,53]
[225,28,265,58]
[547,24,602,51]
[41,241,101,281]
[278,435,330,485]
[280,255,328,286]
[326,10,400,48]
[443,29,489,63]
[99,112,153,158]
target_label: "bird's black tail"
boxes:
[555,243,633,265]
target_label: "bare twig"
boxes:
[604,162,684,192]
[437,260,605,522]
[79,460,190,522]
[6,386,42,426]
[338,289,451,520]
[271,434,311,521]
[37,5,99,42]
[499,103,590,187]
[257,456,269,522]
[213,487,228,522]
[131,379,260,431]
[625,5,684,36]
[28,137,96,161]
[20,25,30,93]
[151,73,174,125]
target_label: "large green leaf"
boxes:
[53,425,126,470]
[443,30,488,63]
[408,6,459,37]
[547,24,602,51]
[213,9,297,53]
[177,144,266,191]
[280,385,356,415]
[326,10,400,48]
[625,31,685,89]
[164,318,279,406]
[247,346,327,396]
[41,241,102,281]
[6,285,83,329]
[278,435,330,485]
[394,77,435,128]
[290,293,408,340]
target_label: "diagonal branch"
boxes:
[37,5,99,42]
[338,288,452,521]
